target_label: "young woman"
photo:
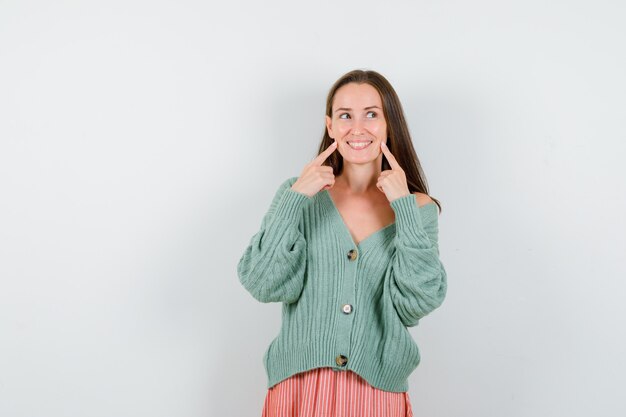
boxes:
[238,69,447,417]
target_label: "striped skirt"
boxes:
[261,367,413,417]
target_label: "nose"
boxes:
[352,120,364,136]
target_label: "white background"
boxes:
[1,1,625,416]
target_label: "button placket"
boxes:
[335,246,359,370]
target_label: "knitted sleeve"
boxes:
[387,194,448,327]
[237,177,311,304]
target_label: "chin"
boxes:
[342,155,380,164]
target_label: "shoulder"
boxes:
[413,192,440,232]
[412,191,434,208]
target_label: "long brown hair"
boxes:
[318,69,442,213]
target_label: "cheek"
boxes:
[371,121,386,136]
[336,124,351,134]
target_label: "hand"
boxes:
[291,140,338,197]
[377,141,411,202]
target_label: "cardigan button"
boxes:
[347,249,358,261]
[342,304,353,314]
[336,355,348,367]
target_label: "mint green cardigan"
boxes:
[237,176,447,393]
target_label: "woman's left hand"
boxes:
[377,141,411,202]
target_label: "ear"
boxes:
[325,115,334,139]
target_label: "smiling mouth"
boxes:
[347,141,373,150]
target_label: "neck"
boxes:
[336,155,383,194]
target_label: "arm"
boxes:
[237,177,311,304]
[387,194,447,327]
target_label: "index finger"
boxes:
[310,140,337,166]
[381,141,402,170]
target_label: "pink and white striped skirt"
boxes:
[262,367,413,417]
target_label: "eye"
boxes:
[366,111,377,118]
[339,113,350,119]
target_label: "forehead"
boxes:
[332,83,382,111]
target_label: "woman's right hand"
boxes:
[291,140,338,197]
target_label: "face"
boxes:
[326,82,387,164]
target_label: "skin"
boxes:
[292,83,432,203]
[291,82,433,241]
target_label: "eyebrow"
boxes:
[334,105,381,113]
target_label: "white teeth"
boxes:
[347,141,372,149]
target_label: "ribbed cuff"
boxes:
[390,193,424,237]
[272,188,311,224]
